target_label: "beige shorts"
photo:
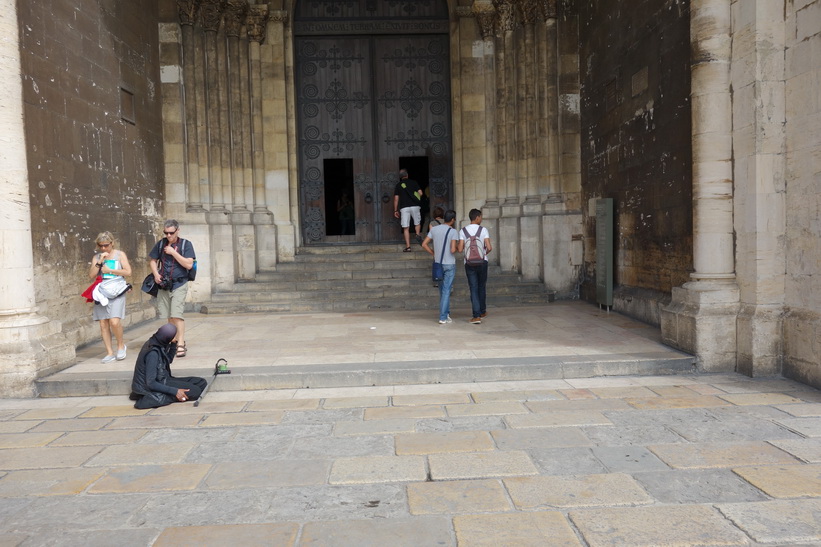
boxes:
[157,282,189,319]
[400,206,421,228]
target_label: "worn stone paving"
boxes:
[0,373,820,546]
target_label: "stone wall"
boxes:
[782,0,821,388]
[578,0,692,324]
[19,0,164,349]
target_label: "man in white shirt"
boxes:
[458,209,492,324]
[422,210,460,324]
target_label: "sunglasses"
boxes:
[163,230,177,236]
[98,243,111,248]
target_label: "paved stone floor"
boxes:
[3,304,821,545]
[1,373,821,545]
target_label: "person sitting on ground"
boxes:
[130,323,206,409]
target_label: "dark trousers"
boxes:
[464,261,488,318]
[167,376,207,400]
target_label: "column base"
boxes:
[660,279,740,372]
[0,313,74,397]
[736,303,783,377]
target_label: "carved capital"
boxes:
[493,0,516,33]
[246,5,269,43]
[472,2,497,41]
[177,0,201,26]
[200,0,225,32]
[518,0,539,26]
[224,0,248,37]
[269,10,289,25]
[538,0,558,20]
[454,6,473,18]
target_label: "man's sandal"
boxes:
[176,344,187,358]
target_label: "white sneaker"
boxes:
[101,354,116,364]
[438,316,452,324]
[116,345,127,360]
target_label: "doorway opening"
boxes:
[324,158,355,236]
[398,156,430,232]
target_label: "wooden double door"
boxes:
[295,33,453,244]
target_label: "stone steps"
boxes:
[200,244,556,314]
[35,353,697,398]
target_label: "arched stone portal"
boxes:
[293,0,453,244]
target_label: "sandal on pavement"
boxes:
[176,344,187,358]
[402,247,412,252]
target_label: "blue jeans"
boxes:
[439,264,456,321]
[464,261,488,318]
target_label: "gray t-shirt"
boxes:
[427,224,459,265]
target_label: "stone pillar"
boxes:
[538,0,560,195]
[473,1,500,264]
[201,0,235,291]
[732,1,786,377]
[0,0,72,396]
[517,0,542,281]
[216,22,233,215]
[225,0,249,215]
[177,0,204,212]
[494,0,521,273]
[225,0,257,281]
[201,0,227,212]
[262,9,296,261]
[247,5,277,270]
[661,0,740,371]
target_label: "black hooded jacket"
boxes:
[131,334,179,409]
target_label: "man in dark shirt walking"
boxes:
[393,168,423,252]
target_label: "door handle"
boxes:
[364,192,373,204]
[381,193,391,203]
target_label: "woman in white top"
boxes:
[89,231,132,363]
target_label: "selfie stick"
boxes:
[194,358,231,407]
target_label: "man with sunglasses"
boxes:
[148,219,196,358]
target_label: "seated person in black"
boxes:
[131,323,206,409]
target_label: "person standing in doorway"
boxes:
[458,209,492,324]
[148,220,196,358]
[88,231,132,363]
[422,210,459,324]
[337,190,355,235]
[393,168,423,252]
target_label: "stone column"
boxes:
[201,0,235,291]
[0,0,72,396]
[216,22,233,216]
[733,1,786,377]
[201,0,227,212]
[518,0,542,281]
[473,1,500,265]
[494,0,521,273]
[225,0,257,280]
[538,0,559,196]
[225,0,249,215]
[661,0,740,371]
[496,0,518,205]
[247,5,277,269]
[177,0,204,212]
[519,0,539,200]
[247,5,269,215]
[262,9,296,261]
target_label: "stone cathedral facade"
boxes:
[0,0,819,396]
